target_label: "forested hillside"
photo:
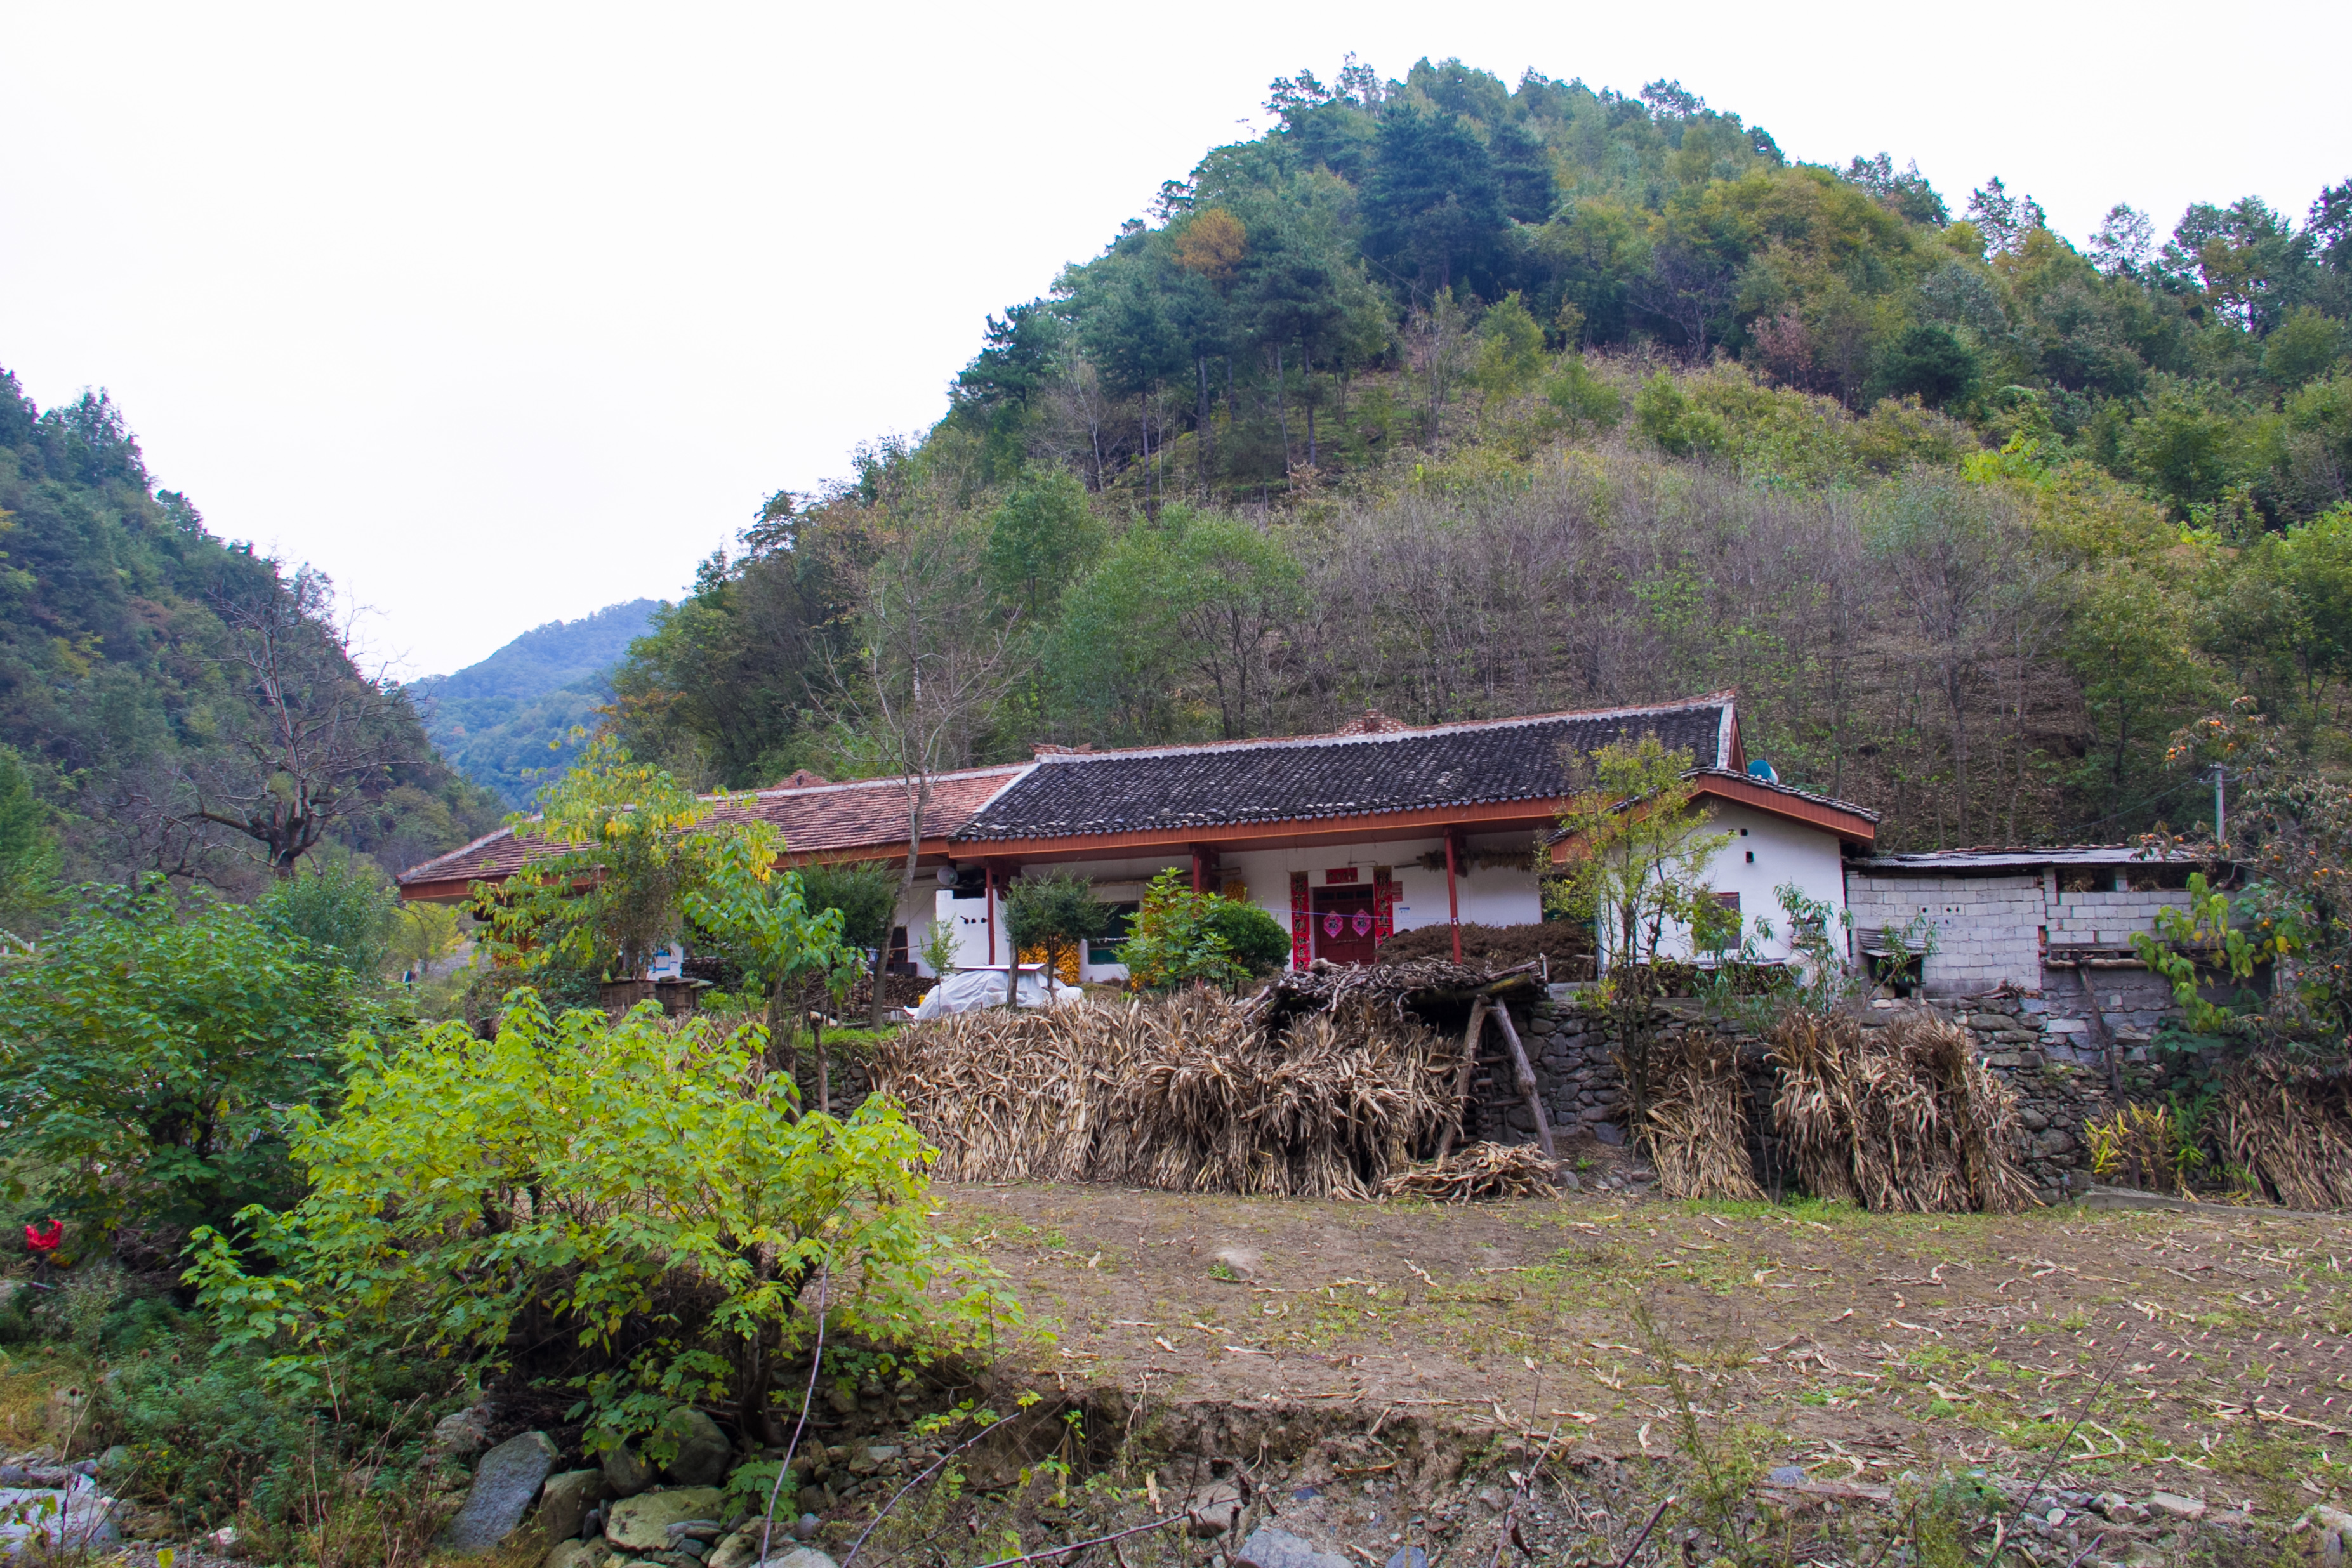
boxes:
[0,369,498,901]
[414,598,659,807]
[609,57,2352,852]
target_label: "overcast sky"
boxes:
[3,1,2344,677]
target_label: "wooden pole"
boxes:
[1434,997,1490,1167]
[1444,829,1463,964]
[1490,1001,1556,1160]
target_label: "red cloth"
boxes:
[23,1221,61,1255]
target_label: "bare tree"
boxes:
[176,567,420,878]
[826,482,1027,1025]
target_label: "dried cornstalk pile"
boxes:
[861,1003,1134,1183]
[1770,1010,2033,1213]
[2221,1058,2352,1209]
[1378,1142,1560,1202]
[869,992,1462,1199]
[1642,1031,1764,1201]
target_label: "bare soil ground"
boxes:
[932,1176,2352,1528]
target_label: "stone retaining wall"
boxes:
[1470,982,2227,1206]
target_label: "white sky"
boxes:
[3,2,2345,677]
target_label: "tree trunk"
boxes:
[1490,1003,1556,1160]
[1302,339,1316,470]
[812,1010,831,1116]
[1434,998,1490,1165]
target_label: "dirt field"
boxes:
[935,1176,2352,1520]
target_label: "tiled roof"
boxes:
[395,763,1029,889]
[954,695,1740,843]
[1687,768,1882,824]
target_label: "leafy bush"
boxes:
[258,850,402,978]
[0,880,379,1233]
[1200,899,1292,976]
[1115,871,1291,987]
[188,991,1003,1454]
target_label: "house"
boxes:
[397,692,1881,978]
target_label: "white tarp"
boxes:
[909,966,1083,1019]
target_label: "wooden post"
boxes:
[1434,997,1490,1166]
[986,863,997,965]
[1191,845,1211,895]
[1490,1001,1557,1161]
[1443,829,1463,963]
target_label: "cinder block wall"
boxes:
[1845,873,2045,992]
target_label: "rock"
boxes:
[604,1444,656,1499]
[607,1487,728,1553]
[825,1383,859,1416]
[440,1431,562,1554]
[542,1470,610,1543]
[1233,1527,1349,1568]
[433,1407,495,1460]
[795,1515,819,1541]
[749,1552,836,1568]
[1589,1122,1623,1146]
[708,1522,774,1568]
[1186,1480,1246,1537]
[1385,1549,1427,1568]
[2304,1505,2352,1565]
[95,1446,133,1482]
[846,1445,899,1477]
[1212,1246,1259,1282]
[1767,1466,1807,1486]
[545,1543,603,1568]
[657,1407,733,1486]
[2093,1492,2148,1524]
[2144,1491,2206,1522]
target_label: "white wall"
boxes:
[1599,801,1851,968]
[1219,833,1545,965]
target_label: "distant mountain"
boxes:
[414,599,662,808]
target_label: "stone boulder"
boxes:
[539,1469,608,1543]
[1234,1527,1350,1568]
[542,1543,601,1568]
[602,1443,654,1499]
[750,1551,837,1568]
[656,1407,732,1486]
[605,1486,726,1553]
[439,1432,560,1555]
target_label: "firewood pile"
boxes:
[869,988,1468,1199]
[1767,1010,2033,1213]
[1378,1141,1562,1202]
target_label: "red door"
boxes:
[1312,886,1378,965]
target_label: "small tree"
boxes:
[1546,734,1736,1147]
[0,879,376,1234]
[477,732,737,984]
[683,833,855,1110]
[1544,734,1736,970]
[257,849,401,978]
[1120,869,1246,992]
[1003,871,1111,994]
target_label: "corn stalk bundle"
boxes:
[866,1005,1134,1183]
[869,991,1460,1199]
[1769,1010,2032,1214]
[2219,1057,2352,1209]
[1642,1031,1764,1201]
[1379,1142,1561,1202]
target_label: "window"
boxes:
[1714,892,1741,912]
[1088,902,1140,965]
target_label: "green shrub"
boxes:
[187,991,1005,1455]
[0,879,380,1233]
